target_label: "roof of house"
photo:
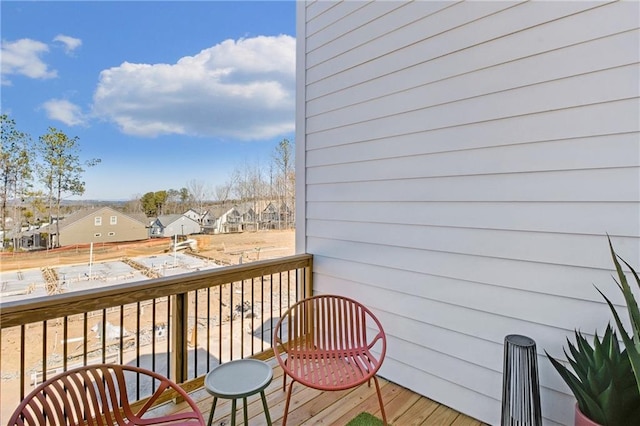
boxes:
[154,214,184,226]
[153,214,200,227]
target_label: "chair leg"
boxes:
[282,381,295,426]
[282,358,288,392]
[282,369,287,392]
[373,376,387,426]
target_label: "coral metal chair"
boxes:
[273,294,387,426]
[8,364,205,425]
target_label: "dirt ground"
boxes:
[0,230,295,421]
[0,229,296,272]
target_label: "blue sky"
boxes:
[1,1,296,200]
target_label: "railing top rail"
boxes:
[0,253,312,329]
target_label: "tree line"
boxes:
[129,138,295,229]
[2,114,295,248]
[1,114,100,247]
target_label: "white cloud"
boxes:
[92,35,295,140]
[42,99,87,126]
[1,38,57,84]
[53,34,82,55]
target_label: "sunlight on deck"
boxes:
[153,358,487,426]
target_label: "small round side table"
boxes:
[204,358,273,426]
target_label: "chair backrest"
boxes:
[275,294,386,365]
[8,364,205,426]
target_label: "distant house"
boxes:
[200,210,215,233]
[210,206,242,234]
[149,214,200,238]
[260,202,293,230]
[35,207,148,247]
[183,209,202,223]
[18,226,46,250]
[236,202,260,232]
[182,208,215,233]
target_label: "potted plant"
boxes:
[546,238,640,426]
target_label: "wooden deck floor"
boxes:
[155,359,487,426]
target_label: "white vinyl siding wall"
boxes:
[296,1,640,425]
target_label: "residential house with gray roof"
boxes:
[149,214,201,238]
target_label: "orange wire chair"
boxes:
[8,364,205,425]
[273,294,387,425]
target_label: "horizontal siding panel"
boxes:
[372,309,505,375]
[307,1,634,97]
[313,257,618,332]
[307,1,522,83]
[307,219,639,271]
[307,167,640,202]
[306,1,410,55]
[308,28,640,117]
[306,99,639,152]
[306,1,450,66]
[307,135,639,181]
[305,0,368,38]
[301,2,639,425]
[308,31,640,126]
[540,388,577,426]
[315,267,612,423]
[387,334,501,405]
[307,201,640,236]
[307,64,639,134]
[304,1,339,27]
[315,273,590,395]
[308,238,631,306]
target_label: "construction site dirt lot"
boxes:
[0,230,296,421]
[0,229,295,272]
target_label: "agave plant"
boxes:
[596,237,640,395]
[546,326,640,425]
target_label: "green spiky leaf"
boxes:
[547,327,640,425]
[602,236,640,395]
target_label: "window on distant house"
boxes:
[94,233,101,237]
[110,216,117,225]
[95,217,102,226]
[108,232,115,236]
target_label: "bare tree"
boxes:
[165,189,181,214]
[214,179,233,207]
[187,179,208,213]
[124,194,143,215]
[272,138,295,228]
[232,162,267,218]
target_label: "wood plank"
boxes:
[393,395,440,425]
[282,387,356,425]
[305,380,387,424]
[153,363,489,426]
[424,405,466,425]
[330,381,403,425]
[383,387,422,424]
[269,382,325,424]
[451,414,482,426]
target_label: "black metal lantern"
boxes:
[501,334,542,426]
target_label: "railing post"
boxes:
[301,256,313,300]
[171,293,189,384]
